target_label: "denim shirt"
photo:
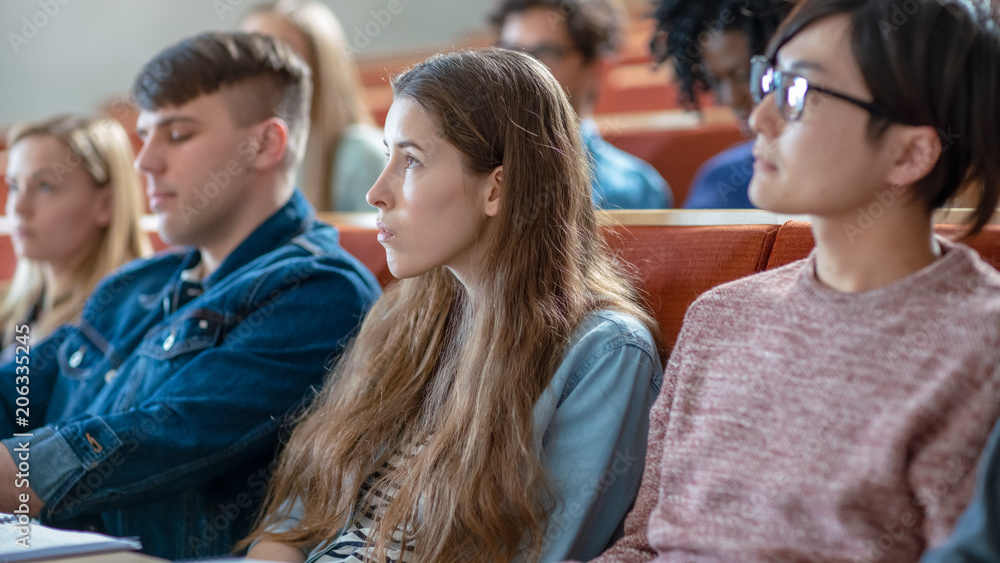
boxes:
[582,120,672,210]
[0,190,381,560]
[265,310,662,563]
[922,418,1000,562]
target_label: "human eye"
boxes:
[38,182,55,193]
[168,129,192,143]
[405,154,420,169]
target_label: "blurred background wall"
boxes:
[0,0,649,124]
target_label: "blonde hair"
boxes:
[241,49,659,562]
[1,115,152,346]
[245,0,374,210]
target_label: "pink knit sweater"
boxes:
[591,239,1000,562]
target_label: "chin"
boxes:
[385,259,417,280]
[749,179,796,215]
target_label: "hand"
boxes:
[0,447,43,516]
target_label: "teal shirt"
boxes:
[264,310,662,562]
[582,120,672,210]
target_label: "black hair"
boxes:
[770,0,1000,235]
[652,0,790,107]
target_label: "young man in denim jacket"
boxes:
[0,32,381,560]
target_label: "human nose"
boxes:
[9,186,28,217]
[134,135,164,177]
[366,165,392,210]
[748,91,783,138]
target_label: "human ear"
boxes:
[247,118,290,171]
[93,185,113,228]
[885,125,942,187]
[483,165,503,217]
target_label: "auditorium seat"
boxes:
[3,211,995,358]
[600,119,745,206]
[767,220,1000,270]
[0,232,13,281]
[602,223,778,350]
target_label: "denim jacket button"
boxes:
[163,332,175,351]
[69,347,85,368]
[104,369,117,383]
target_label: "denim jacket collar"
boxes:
[200,189,315,289]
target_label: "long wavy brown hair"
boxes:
[240,48,658,562]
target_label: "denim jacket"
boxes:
[264,310,661,563]
[0,190,381,560]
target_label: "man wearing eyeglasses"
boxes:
[490,0,673,210]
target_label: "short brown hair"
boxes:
[489,0,625,60]
[131,31,312,166]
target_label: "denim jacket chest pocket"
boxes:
[120,311,229,409]
[52,330,113,420]
[58,330,106,380]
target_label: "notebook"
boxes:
[0,514,141,562]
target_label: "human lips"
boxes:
[376,219,395,243]
[752,145,778,174]
[147,189,177,212]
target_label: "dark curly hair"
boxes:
[652,0,789,108]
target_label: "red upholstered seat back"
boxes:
[330,223,780,351]
[766,221,1000,271]
[602,224,779,351]
[4,217,999,358]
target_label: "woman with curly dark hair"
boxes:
[651,0,789,208]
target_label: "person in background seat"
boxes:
[240,0,387,212]
[492,0,673,210]
[1,115,151,359]
[651,0,790,208]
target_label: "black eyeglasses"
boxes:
[750,55,897,123]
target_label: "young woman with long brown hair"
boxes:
[241,48,662,562]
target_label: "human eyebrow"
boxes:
[393,140,425,152]
[137,116,198,139]
[28,168,58,182]
[784,59,828,74]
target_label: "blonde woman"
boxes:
[1,115,151,353]
[241,48,662,562]
[240,0,387,212]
